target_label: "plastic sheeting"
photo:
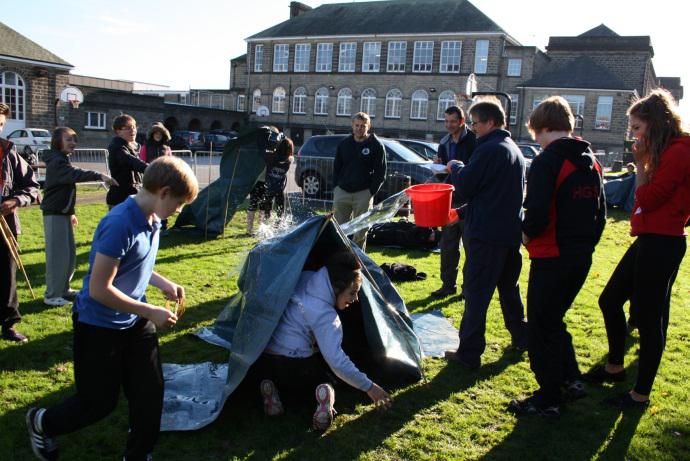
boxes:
[409,311,459,358]
[161,215,424,431]
[604,174,635,212]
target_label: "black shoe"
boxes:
[602,392,649,409]
[26,408,59,460]
[444,350,480,369]
[508,394,560,418]
[563,380,588,401]
[431,286,457,298]
[2,326,28,343]
[583,365,626,383]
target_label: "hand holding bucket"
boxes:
[405,184,456,227]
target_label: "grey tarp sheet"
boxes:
[161,215,424,431]
[173,128,267,235]
[604,174,635,212]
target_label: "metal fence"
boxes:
[36,148,110,186]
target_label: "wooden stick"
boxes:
[0,215,36,299]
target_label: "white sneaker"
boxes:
[43,297,72,306]
[312,383,336,431]
[260,379,284,416]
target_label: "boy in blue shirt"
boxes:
[27,156,199,461]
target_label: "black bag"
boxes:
[380,262,427,282]
[367,220,440,250]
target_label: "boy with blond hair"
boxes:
[27,156,199,461]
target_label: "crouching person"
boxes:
[248,251,392,431]
[27,156,199,461]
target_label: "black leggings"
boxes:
[599,234,686,395]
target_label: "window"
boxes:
[474,40,489,74]
[509,94,519,125]
[436,90,456,120]
[362,42,381,72]
[595,96,613,130]
[387,41,407,72]
[314,87,329,115]
[236,95,245,111]
[85,111,106,129]
[385,89,402,118]
[532,96,546,110]
[507,59,522,77]
[0,71,25,121]
[337,88,352,116]
[440,41,462,73]
[564,95,585,128]
[360,88,376,116]
[254,44,263,72]
[413,41,434,72]
[273,44,289,72]
[293,87,307,114]
[410,90,428,120]
[272,87,286,113]
[294,43,311,72]
[316,43,333,72]
[338,42,356,72]
[252,89,262,113]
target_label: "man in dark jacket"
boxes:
[333,112,387,250]
[509,96,606,417]
[432,106,476,298]
[0,103,40,342]
[444,99,528,369]
[106,114,148,208]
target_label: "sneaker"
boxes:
[43,297,72,307]
[602,391,649,409]
[583,365,626,383]
[1,326,28,343]
[431,286,457,298]
[259,379,284,416]
[312,383,336,431]
[508,394,560,418]
[63,290,79,301]
[443,350,480,370]
[26,408,59,460]
[563,380,588,401]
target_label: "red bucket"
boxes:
[405,183,455,227]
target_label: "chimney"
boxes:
[289,1,312,18]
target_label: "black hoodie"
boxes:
[106,136,147,206]
[40,149,103,216]
[523,137,606,259]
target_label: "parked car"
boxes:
[295,135,445,200]
[396,139,439,160]
[6,128,51,163]
[208,129,238,139]
[516,142,541,174]
[201,133,231,152]
[170,130,204,152]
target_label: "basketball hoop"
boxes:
[69,99,81,109]
[59,86,84,110]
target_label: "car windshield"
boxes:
[384,140,430,163]
[31,130,51,138]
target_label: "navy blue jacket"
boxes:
[523,137,606,259]
[450,129,525,246]
[438,126,476,206]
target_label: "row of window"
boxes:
[0,71,26,121]
[532,95,614,130]
[252,40,508,75]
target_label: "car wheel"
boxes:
[300,171,322,198]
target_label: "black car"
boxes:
[396,139,439,160]
[170,131,205,152]
[294,135,444,200]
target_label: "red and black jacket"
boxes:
[523,137,606,259]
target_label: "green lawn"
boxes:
[1,203,689,460]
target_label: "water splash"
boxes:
[339,191,410,236]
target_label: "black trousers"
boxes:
[527,255,591,404]
[245,353,334,403]
[599,234,686,395]
[439,220,465,289]
[458,240,527,365]
[0,234,20,328]
[264,191,286,217]
[42,317,163,461]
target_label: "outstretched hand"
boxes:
[367,383,393,410]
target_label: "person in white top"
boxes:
[248,251,392,431]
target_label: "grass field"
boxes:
[1,201,689,460]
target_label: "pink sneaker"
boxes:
[260,379,284,416]
[312,383,336,431]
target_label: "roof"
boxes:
[248,0,510,40]
[547,34,653,56]
[231,54,247,63]
[519,56,630,90]
[0,21,72,67]
[579,24,619,37]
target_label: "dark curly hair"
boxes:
[326,251,363,296]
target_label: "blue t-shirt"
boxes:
[448,141,458,161]
[74,196,161,329]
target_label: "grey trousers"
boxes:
[333,186,373,250]
[439,220,465,289]
[43,215,76,299]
